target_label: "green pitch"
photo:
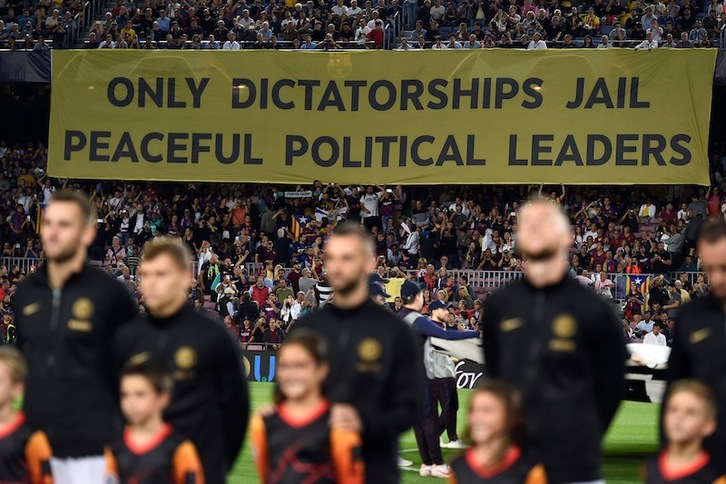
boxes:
[230,383,659,483]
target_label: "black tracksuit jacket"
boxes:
[482,275,626,484]
[13,264,139,457]
[114,304,249,484]
[665,294,726,474]
[294,299,423,484]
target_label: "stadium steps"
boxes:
[77,0,119,46]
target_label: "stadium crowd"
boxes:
[0,1,81,49]
[1,0,724,49]
[0,139,721,347]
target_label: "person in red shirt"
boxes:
[251,276,271,309]
[366,21,385,48]
[707,186,722,217]
[589,242,607,269]
[659,202,679,225]
[622,226,636,246]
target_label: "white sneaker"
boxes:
[419,464,433,477]
[447,439,467,449]
[431,464,452,478]
[398,456,413,467]
[439,438,447,448]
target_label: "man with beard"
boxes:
[294,222,421,483]
[13,191,138,483]
[482,198,626,484]
[666,219,726,473]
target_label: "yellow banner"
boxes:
[48,49,715,185]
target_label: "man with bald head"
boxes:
[482,197,626,484]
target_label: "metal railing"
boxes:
[0,256,704,302]
[0,257,43,275]
[82,39,376,49]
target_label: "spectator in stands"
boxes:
[609,21,627,45]
[410,19,427,41]
[635,312,655,338]
[598,34,612,48]
[677,8,696,34]
[704,9,720,38]
[527,31,547,49]
[664,282,682,319]
[223,31,240,49]
[463,33,480,48]
[31,35,48,50]
[98,33,115,48]
[643,321,667,346]
[439,33,459,48]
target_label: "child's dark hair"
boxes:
[466,379,525,446]
[665,379,717,418]
[274,329,329,405]
[121,358,173,395]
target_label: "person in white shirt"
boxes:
[447,33,462,48]
[643,322,667,346]
[646,20,663,42]
[480,228,498,255]
[597,35,612,48]
[290,292,304,321]
[430,0,446,21]
[366,10,381,29]
[401,222,420,256]
[635,32,658,49]
[223,32,240,49]
[360,185,384,230]
[397,38,413,49]
[347,0,363,16]
[37,177,55,205]
[677,202,689,221]
[431,36,446,49]
[98,33,116,48]
[638,198,657,219]
[526,31,547,49]
[238,10,254,30]
[331,0,348,16]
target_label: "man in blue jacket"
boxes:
[398,280,479,479]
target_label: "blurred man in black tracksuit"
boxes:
[115,238,248,484]
[666,219,726,474]
[294,222,422,484]
[14,191,139,483]
[483,198,626,484]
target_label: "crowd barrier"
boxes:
[0,256,701,302]
[242,347,484,387]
